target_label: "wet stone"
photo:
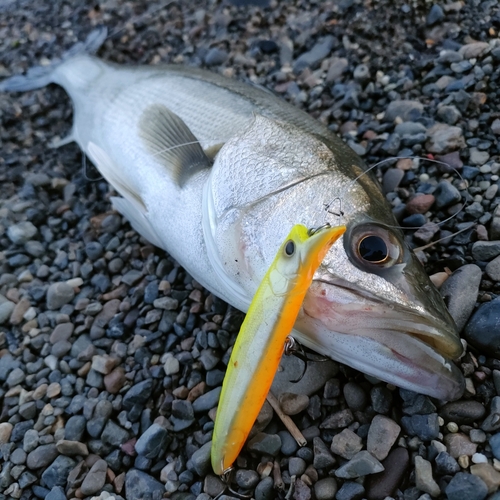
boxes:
[384,100,424,122]
[472,241,500,261]
[445,472,488,500]
[7,221,38,245]
[45,486,66,500]
[255,476,274,500]
[121,270,143,286]
[330,428,363,460]
[426,124,465,154]
[101,421,129,447]
[293,35,335,73]
[204,47,228,66]
[401,413,439,441]
[470,463,500,493]
[335,451,384,479]
[444,433,477,458]
[320,408,354,429]
[279,430,298,456]
[65,415,86,441]
[235,469,259,489]
[486,256,500,281]
[315,477,337,500]
[191,441,212,476]
[435,451,460,475]
[414,456,440,497]
[122,378,154,409]
[343,382,368,411]
[441,264,482,332]
[279,392,309,415]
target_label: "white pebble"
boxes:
[491,175,499,181]
[419,173,430,182]
[66,277,83,288]
[446,422,459,433]
[44,355,58,371]
[458,454,470,468]
[23,307,37,321]
[164,356,180,375]
[472,453,488,464]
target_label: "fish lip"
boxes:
[313,277,464,361]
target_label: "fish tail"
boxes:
[0,27,108,92]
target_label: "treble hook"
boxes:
[82,153,103,182]
[323,197,344,218]
[215,466,253,500]
[284,336,328,383]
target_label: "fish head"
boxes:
[206,115,464,401]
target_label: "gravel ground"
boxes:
[1,0,500,499]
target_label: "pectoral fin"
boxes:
[138,104,211,187]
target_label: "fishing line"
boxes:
[324,156,469,231]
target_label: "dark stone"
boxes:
[444,472,488,500]
[122,379,154,409]
[465,298,500,357]
[439,401,486,425]
[401,413,439,441]
[41,456,76,489]
[435,451,460,475]
[366,447,410,500]
[427,4,445,25]
[125,469,165,500]
[336,481,365,500]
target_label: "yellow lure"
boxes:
[211,223,346,475]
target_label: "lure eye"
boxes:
[358,235,388,264]
[284,240,295,257]
[347,223,403,271]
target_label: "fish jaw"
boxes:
[297,278,465,401]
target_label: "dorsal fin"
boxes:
[138,104,211,187]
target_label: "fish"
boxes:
[0,29,465,401]
[212,223,346,475]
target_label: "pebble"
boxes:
[314,477,337,500]
[247,433,281,456]
[440,265,482,332]
[7,221,38,244]
[293,35,335,74]
[336,481,365,500]
[444,433,477,458]
[41,456,76,489]
[330,428,363,460]
[320,408,354,429]
[235,469,259,489]
[384,100,424,122]
[401,413,439,441]
[26,444,58,469]
[426,124,465,154]
[439,400,486,424]
[0,422,13,444]
[125,469,165,500]
[80,459,107,496]
[445,472,488,500]
[191,441,212,476]
[279,392,309,415]
[489,433,500,460]
[255,476,274,500]
[335,451,384,479]
[55,440,89,456]
[414,456,440,497]
[485,255,500,281]
[472,241,500,261]
[367,415,401,461]
[46,282,75,310]
[204,47,228,66]
[470,463,500,493]
[313,437,336,469]
[464,297,500,357]
[435,451,460,475]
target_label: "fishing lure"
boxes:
[211,223,346,476]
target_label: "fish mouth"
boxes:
[295,279,465,401]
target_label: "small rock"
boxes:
[326,58,349,83]
[426,124,465,154]
[335,451,384,479]
[464,297,500,357]
[330,428,363,460]
[125,469,165,500]
[235,469,259,489]
[486,256,500,281]
[439,400,486,424]
[427,3,444,25]
[204,47,228,66]
[445,472,488,500]
[382,168,405,194]
[472,241,500,261]
[315,477,338,500]
[365,447,409,500]
[440,265,482,331]
[7,221,38,244]
[435,451,460,475]
[46,282,75,310]
[406,194,435,215]
[191,441,212,476]
[434,181,461,209]
[247,433,281,456]
[384,100,424,122]
[279,392,309,415]
[293,35,335,74]
[80,459,107,496]
[367,415,401,461]
[41,455,76,489]
[444,433,477,458]
[255,476,274,500]
[0,422,13,444]
[470,463,500,493]
[336,481,365,500]
[26,444,58,469]
[414,456,440,497]
[55,440,88,456]
[320,409,354,429]
[313,437,336,469]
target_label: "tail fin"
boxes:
[0,27,108,92]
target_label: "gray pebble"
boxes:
[384,100,424,122]
[440,264,482,331]
[330,428,363,460]
[439,400,486,424]
[435,451,460,475]
[313,437,336,469]
[135,423,171,459]
[293,35,335,74]
[46,282,75,310]
[414,455,440,497]
[278,430,298,456]
[26,444,58,469]
[254,476,274,500]
[336,481,365,500]
[235,469,259,489]
[464,297,500,357]
[125,469,165,500]
[335,450,384,479]
[121,269,143,286]
[101,421,129,447]
[192,387,221,413]
[367,415,401,461]
[486,255,500,281]
[204,48,228,66]
[0,301,15,324]
[45,486,66,500]
[401,413,439,441]
[472,241,500,261]
[288,457,306,477]
[191,441,212,476]
[343,381,368,411]
[41,455,76,489]
[315,477,338,500]
[80,458,107,496]
[247,432,281,456]
[7,221,38,245]
[445,472,488,500]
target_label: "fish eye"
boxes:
[358,235,388,263]
[347,223,403,271]
[284,240,295,257]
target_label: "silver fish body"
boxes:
[1,53,465,400]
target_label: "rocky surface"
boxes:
[1,0,500,499]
